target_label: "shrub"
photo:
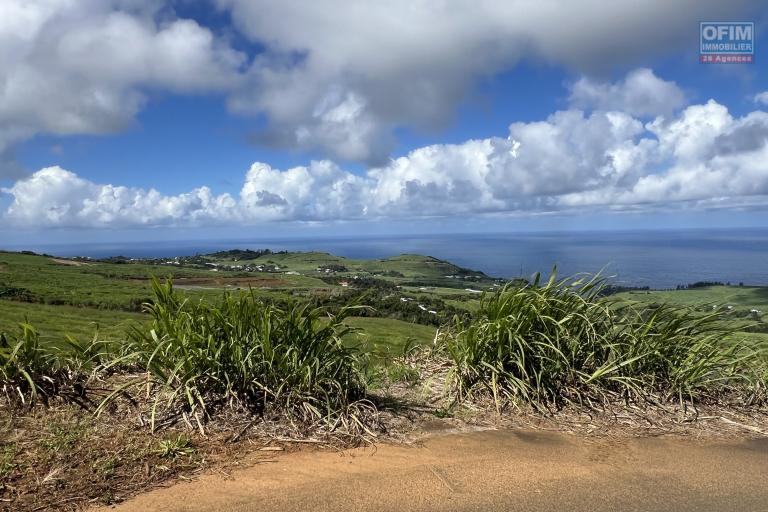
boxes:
[103,279,374,433]
[0,324,102,405]
[0,286,37,302]
[441,273,766,410]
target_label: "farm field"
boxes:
[205,250,492,286]
[0,300,144,341]
[3,250,768,347]
[613,285,768,318]
[0,250,457,354]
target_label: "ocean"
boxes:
[7,229,768,289]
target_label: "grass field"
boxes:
[0,250,488,352]
[0,298,436,358]
[0,251,446,365]
[0,251,331,311]
[613,285,768,335]
[344,317,436,357]
[613,285,768,317]
[0,250,438,357]
[207,251,494,288]
[3,251,766,346]
[0,300,144,340]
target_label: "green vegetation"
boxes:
[3,249,768,511]
[615,285,768,326]
[0,323,102,404]
[441,275,767,409]
[156,435,195,459]
[0,444,16,479]
[344,317,435,358]
[2,250,767,414]
[0,250,334,311]
[206,250,491,284]
[0,250,493,329]
[0,300,144,340]
[106,279,373,432]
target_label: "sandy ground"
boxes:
[99,429,768,512]
[50,258,87,266]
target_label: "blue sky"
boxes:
[1,1,768,244]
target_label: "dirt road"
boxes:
[100,429,768,512]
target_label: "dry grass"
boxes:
[1,405,212,511]
[373,349,768,442]
[0,388,352,512]
[2,358,767,512]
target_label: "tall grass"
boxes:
[104,279,374,433]
[0,323,102,405]
[442,273,767,410]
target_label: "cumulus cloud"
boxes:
[2,166,237,227]
[216,0,747,162]
[0,0,756,171]
[0,0,245,178]
[4,78,768,228]
[569,68,686,117]
[754,92,768,106]
[240,160,371,220]
[562,103,768,206]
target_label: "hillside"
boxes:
[0,249,495,341]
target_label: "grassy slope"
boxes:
[0,300,435,357]
[209,251,493,286]
[344,317,436,357]
[0,300,435,356]
[0,250,490,314]
[0,251,441,353]
[0,251,328,309]
[613,285,768,315]
[0,252,214,308]
[4,251,767,352]
[0,300,144,341]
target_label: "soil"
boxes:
[170,277,288,288]
[97,429,768,512]
[50,259,87,266]
[4,361,767,511]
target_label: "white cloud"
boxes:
[217,0,746,162]
[4,72,768,228]
[569,68,686,117]
[2,166,237,227]
[647,100,732,162]
[0,0,245,178]
[754,91,768,106]
[0,0,756,172]
[561,102,768,206]
[240,160,371,221]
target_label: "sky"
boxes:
[1,0,768,245]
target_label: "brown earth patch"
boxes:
[2,382,767,512]
[171,277,288,288]
[99,429,768,512]
[49,258,87,266]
